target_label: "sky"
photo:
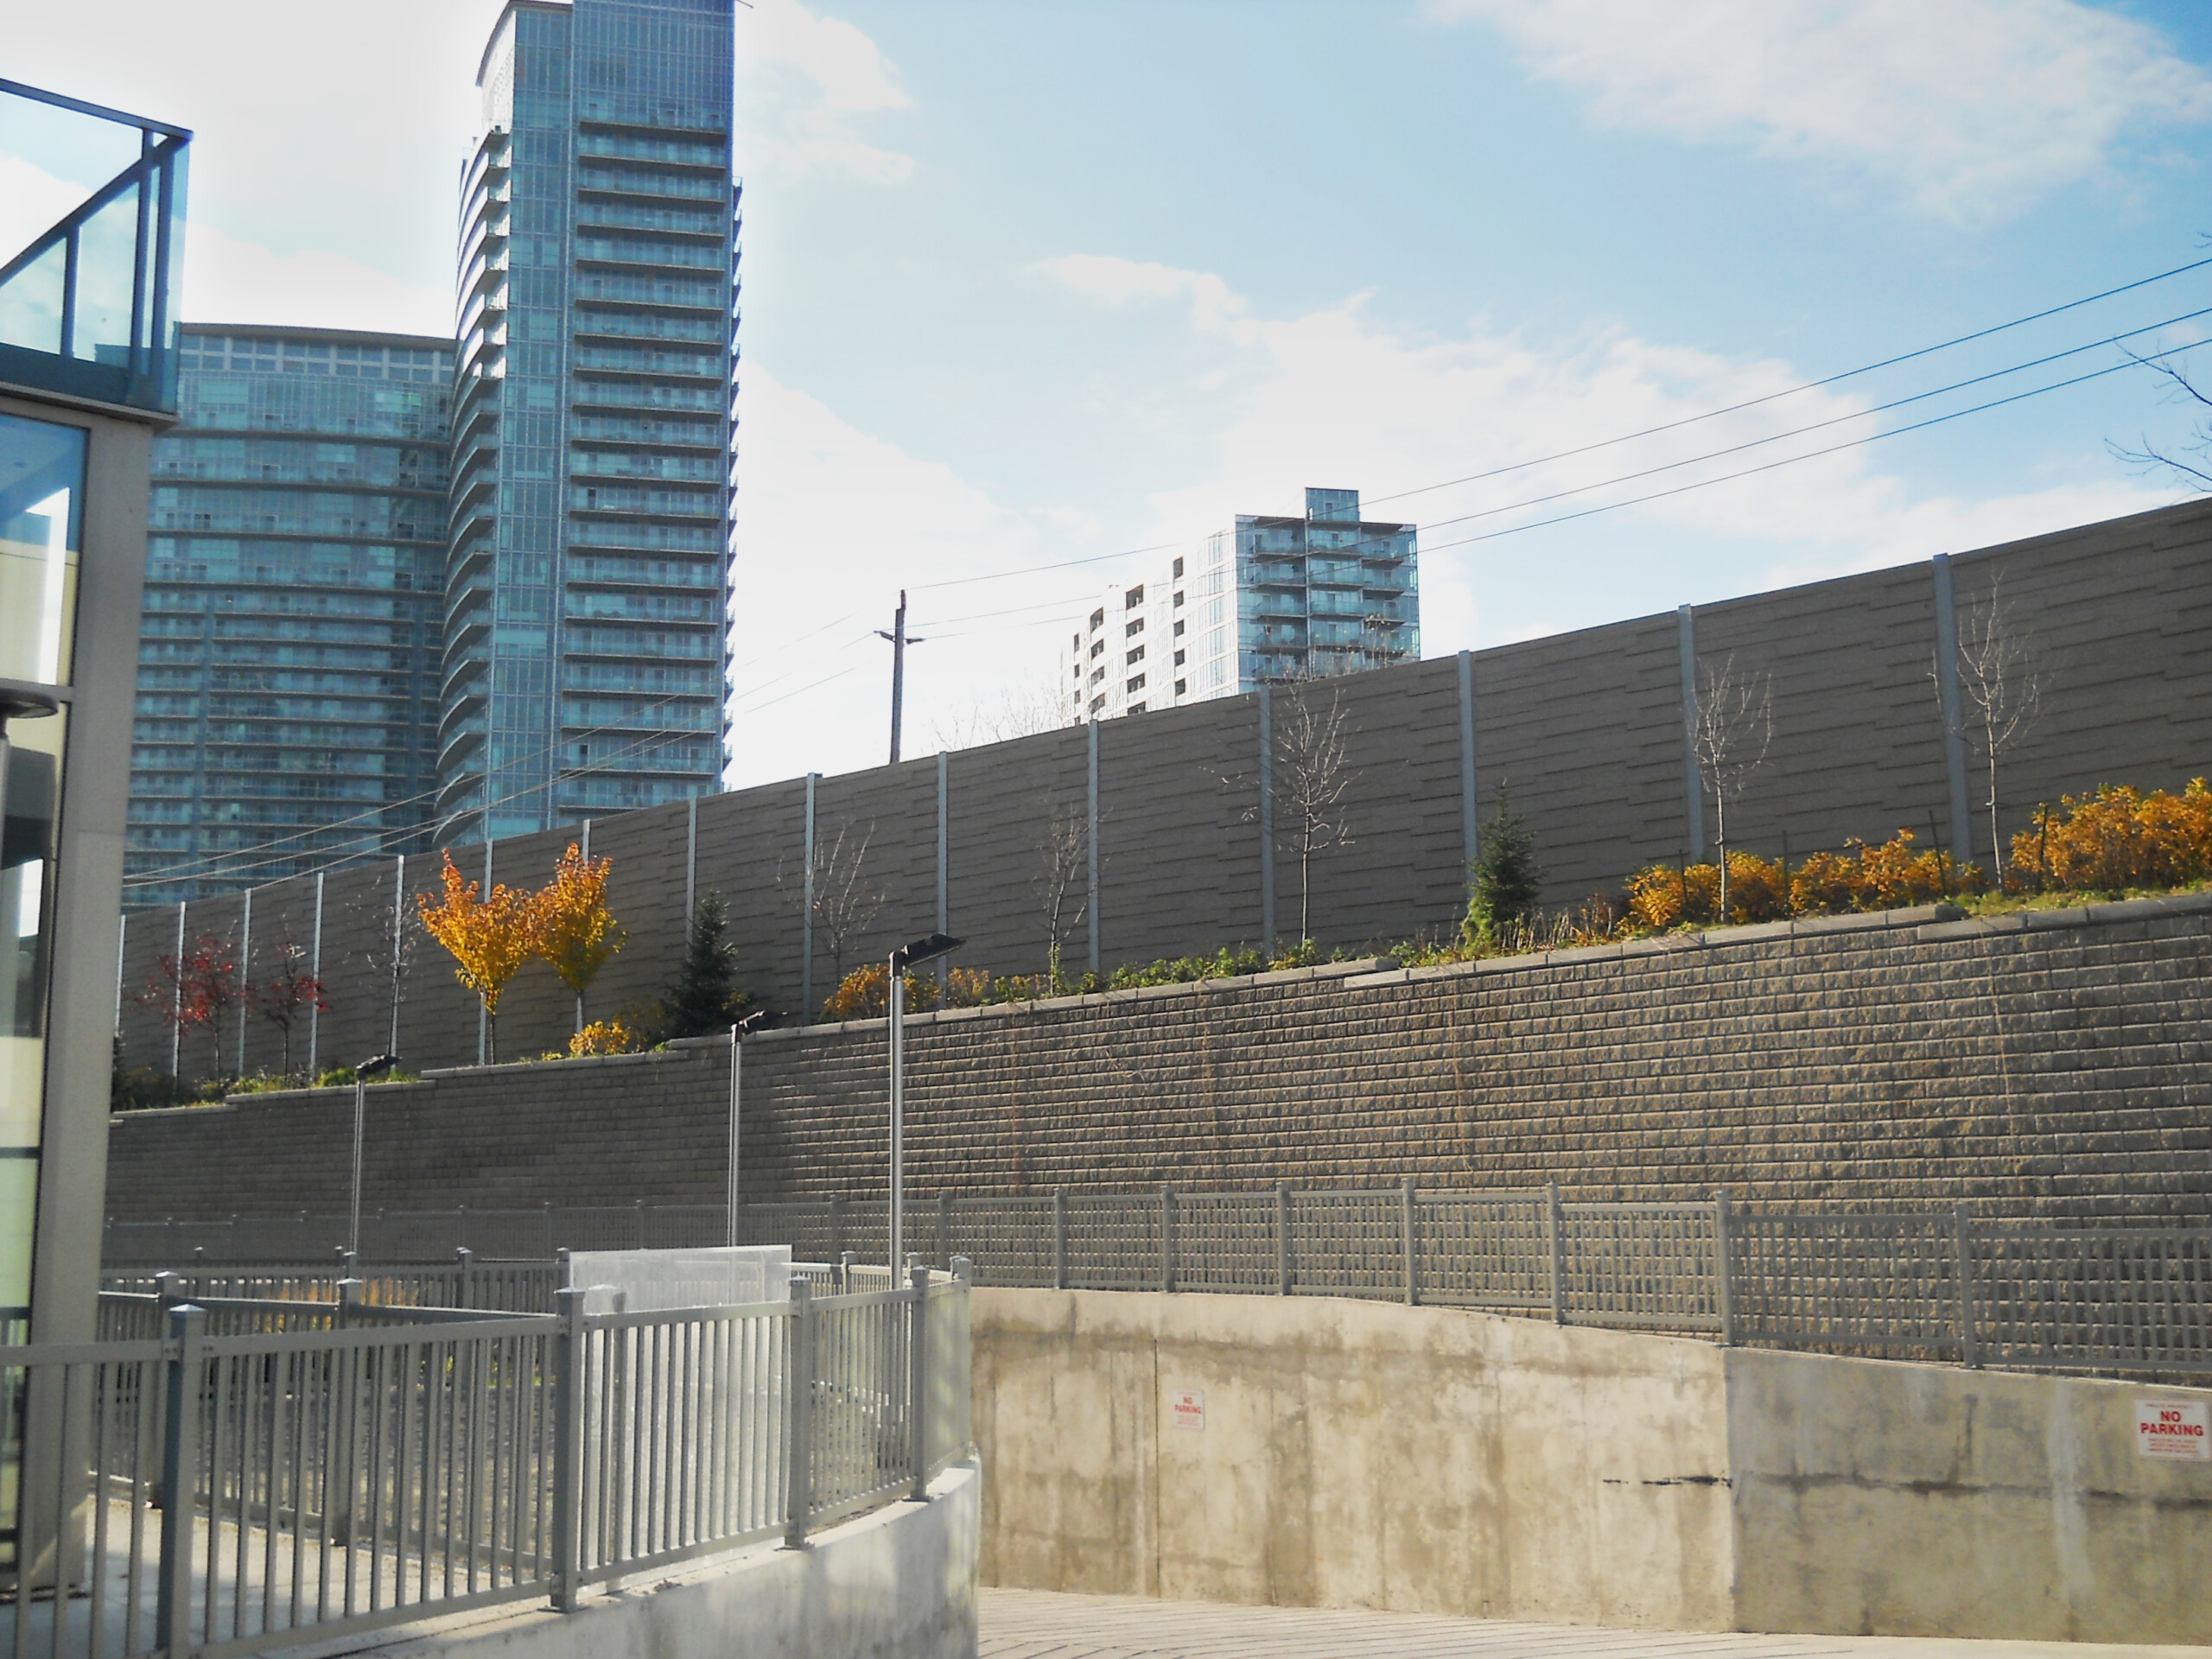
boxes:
[6,0,2211,789]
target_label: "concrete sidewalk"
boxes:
[978,1590,2212,1659]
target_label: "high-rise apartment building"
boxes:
[442,0,739,842]
[1065,487,1420,721]
[127,325,452,905]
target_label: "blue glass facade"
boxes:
[442,0,737,842]
[125,327,453,904]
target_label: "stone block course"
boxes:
[103,895,2212,1224]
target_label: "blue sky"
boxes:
[6,0,2210,786]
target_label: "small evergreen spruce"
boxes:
[1463,798,1541,950]
[661,893,753,1039]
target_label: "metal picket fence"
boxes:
[106,1185,2212,1377]
[2,1268,970,1658]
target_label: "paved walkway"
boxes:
[978,1589,2212,1659]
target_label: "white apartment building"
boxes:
[1065,486,1420,722]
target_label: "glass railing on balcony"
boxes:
[0,77,190,414]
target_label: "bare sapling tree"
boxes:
[931,671,1070,752]
[1032,800,1090,989]
[797,821,884,990]
[1692,653,1773,922]
[1273,677,1361,944]
[347,863,425,1063]
[1943,576,2044,874]
[2108,340,2212,493]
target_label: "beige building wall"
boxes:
[972,1287,2212,1643]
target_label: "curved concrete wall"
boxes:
[970,1290,2212,1643]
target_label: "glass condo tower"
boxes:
[442,0,739,842]
[128,325,453,905]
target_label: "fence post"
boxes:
[156,1302,207,1656]
[1052,1186,1068,1291]
[1276,1182,1292,1296]
[455,1246,475,1311]
[784,1279,816,1548]
[907,1262,931,1502]
[1402,1178,1418,1306]
[1547,1183,1567,1326]
[550,1287,587,1611]
[1713,1190,1735,1346]
[1160,1183,1176,1294]
[543,1201,555,1261]
[938,1193,952,1268]
[829,1196,844,1264]
[1954,1203,1981,1369]
[839,1249,857,1294]
[634,1198,646,1249]
[337,1275,363,1329]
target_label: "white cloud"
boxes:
[737,0,916,184]
[1037,252,2185,654]
[1430,0,2212,222]
[727,365,1058,787]
[181,223,451,337]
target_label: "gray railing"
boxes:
[105,1186,2212,1376]
[3,1268,971,1657]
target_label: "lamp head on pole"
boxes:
[890,933,963,974]
[729,1011,768,1042]
[355,1053,398,1081]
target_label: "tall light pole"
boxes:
[347,1053,397,1259]
[876,591,926,765]
[725,1010,768,1248]
[887,932,961,1270]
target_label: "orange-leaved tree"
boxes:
[417,852,537,1063]
[531,842,623,1033]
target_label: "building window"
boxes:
[1090,693,1105,712]
[1126,645,1144,665]
[1124,617,1143,637]
[1089,639,1103,659]
[1173,649,1185,666]
[1123,584,1144,609]
[1089,607,1104,629]
[1174,679,1186,696]
[1126,673,1146,693]
[1173,590,1184,607]
[1173,619,1185,636]
[1172,556,1184,577]
[1090,665,1104,685]
[1128,702,1146,713]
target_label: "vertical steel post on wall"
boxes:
[236,887,252,1075]
[801,773,818,1019]
[307,871,325,1077]
[1160,1184,1176,1294]
[683,794,698,925]
[1953,1202,1981,1369]
[156,1302,207,1655]
[784,1280,816,1548]
[1457,651,1478,906]
[388,855,405,1060]
[1931,553,1976,866]
[1402,1178,1419,1306]
[1547,1183,1568,1326]
[936,751,950,992]
[1275,1182,1292,1295]
[938,1193,951,1267]
[1085,721,1100,975]
[550,1287,586,1610]
[1713,1189,1735,1346]
[169,901,185,1076]
[1052,1186,1068,1290]
[1677,606,1705,865]
[1258,688,1276,955]
[906,1262,931,1502]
